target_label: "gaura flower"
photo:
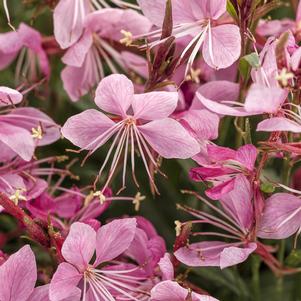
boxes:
[61,9,152,101]
[0,245,50,301]
[190,144,257,200]
[53,0,140,49]
[175,175,257,269]
[0,106,60,162]
[0,23,50,84]
[137,0,241,73]
[49,219,154,300]
[62,74,200,192]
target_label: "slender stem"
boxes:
[251,255,261,301]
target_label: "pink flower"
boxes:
[0,23,50,83]
[49,219,155,300]
[137,0,241,73]
[151,280,219,301]
[53,0,140,49]
[0,106,60,162]
[190,144,257,200]
[258,193,301,239]
[175,175,257,269]
[61,9,152,101]
[62,74,200,191]
[0,245,50,301]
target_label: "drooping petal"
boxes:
[244,84,288,114]
[133,91,178,120]
[174,241,227,267]
[0,245,37,301]
[138,118,200,159]
[257,117,301,133]
[220,175,253,232]
[205,179,235,200]
[196,92,252,117]
[62,109,115,150]
[137,0,168,26]
[49,262,82,301]
[95,74,134,117]
[62,222,96,270]
[258,193,301,239]
[53,0,90,49]
[206,144,236,161]
[0,86,22,107]
[95,218,137,265]
[220,243,257,269]
[203,25,241,69]
[191,81,239,110]
[0,121,34,161]
[62,31,93,67]
[151,280,219,301]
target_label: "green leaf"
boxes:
[285,249,301,267]
[242,53,261,68]
[260,182,275,193]
[227,0,238,22]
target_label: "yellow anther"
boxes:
[186,68,201,84]
[9,189,27,205]
[93,191,106,204]
[56,155,69,162]
[133,192,145,211]
[84,191,94,207]
[120,30,133,46]
[174,220,182,237]
[31,126,43,140]
[276,68,294,86]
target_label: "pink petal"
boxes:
[95,218,137,265]
[205,179,235,200]
[174,241,227,267]
[207,144,236,161]
[151,280,218,301]
[257,117,301,133]
[0,121,34,161]
[191,81,239,110]
[29,284,50,301]
[121,51,148,79]
[220,243,257,269]
[53,0,90,49]
[138,118,200,159]
[132,91,178,120]
[62,31,93,67]
[136,0,166,26]
[191,0,227,20]
[0,245,37,301]
[203,25,241,69]
[49,262,82,301]
[258,193,301,239]
[196,92,251,117]
[220,175,253,231]
[244,84,287,114]
[62,222,96,270]
[291,47,301,71]
[62,109,115,150]
[297,1,301,22]
[95,74,134,117]
[179,109,220,140]
[5,107,60,146]
[235,144,257,171]
[158,253,174,281]
[0,30,21,69]
[0,86,23,107]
